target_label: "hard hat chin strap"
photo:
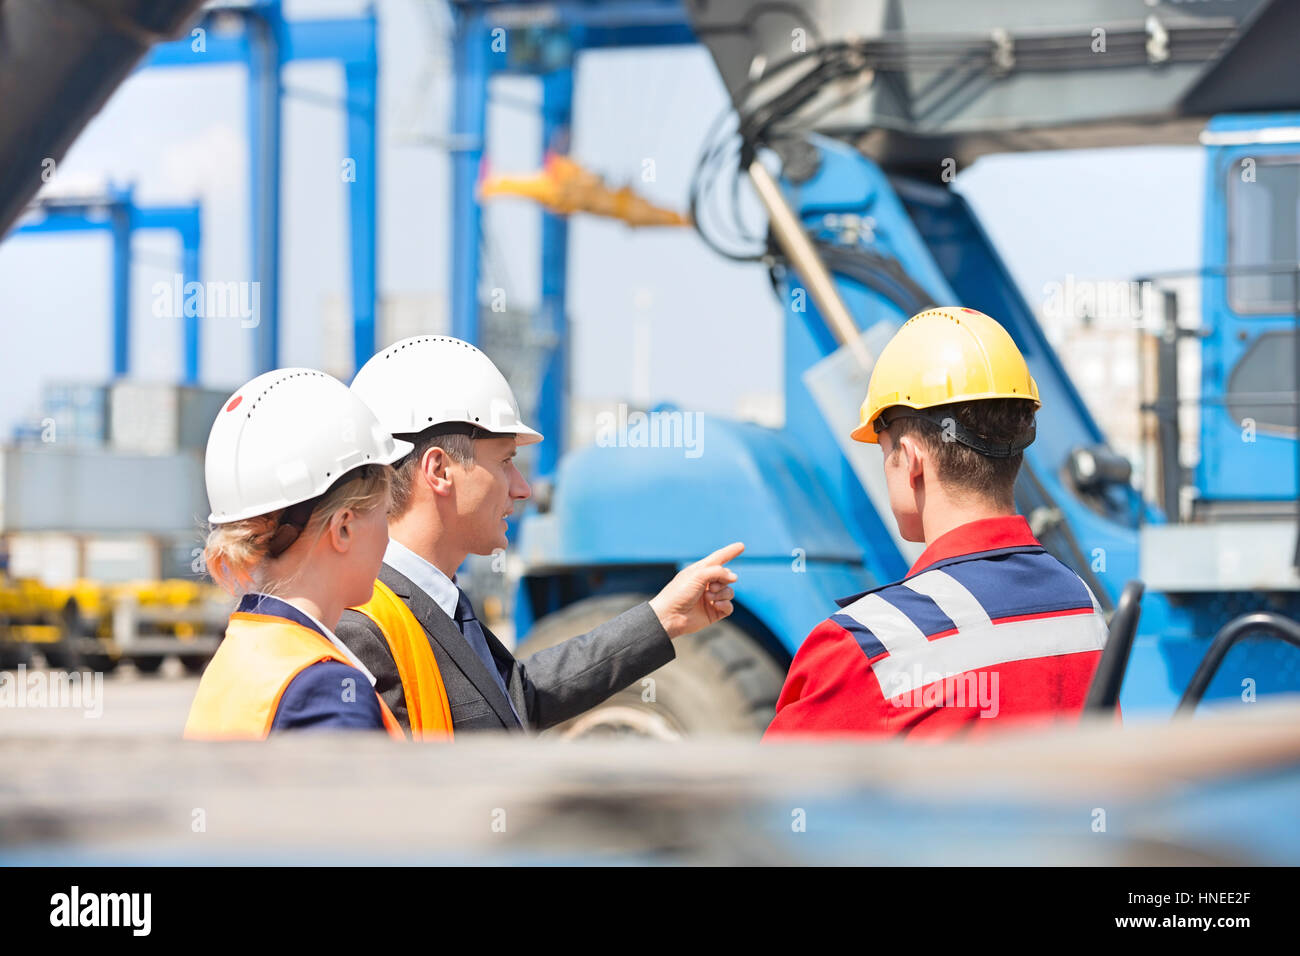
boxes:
[876,409,1036,459]
[265,463,382,558]
[267,496,321,559]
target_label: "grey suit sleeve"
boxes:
[335,608,410,736]
[516,601,675,730]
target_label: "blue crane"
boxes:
[14,186,201,382]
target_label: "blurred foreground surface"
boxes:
[2,671,1298,865]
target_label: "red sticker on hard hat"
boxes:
[226,396,242,412]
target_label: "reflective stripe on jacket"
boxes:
[765,515,1110,739]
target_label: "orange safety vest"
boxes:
[184,611,404,740]
[350,579,454,740]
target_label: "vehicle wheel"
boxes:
[55,599,118,673]
[180,655,209,676]
[132,655,166,675]
[517,593,787,738]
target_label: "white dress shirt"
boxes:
[383,538,460,620]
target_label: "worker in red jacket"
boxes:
[765,307,1109,740]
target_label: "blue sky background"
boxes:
[0,0,1206,440]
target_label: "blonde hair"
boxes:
[203,465,391,596]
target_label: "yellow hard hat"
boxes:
[852,306,1041,451]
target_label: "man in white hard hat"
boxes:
[338,335,742,737]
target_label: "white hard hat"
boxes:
[205,368,414,524]
[350,335,543,445]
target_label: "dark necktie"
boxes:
[453,587,521,724]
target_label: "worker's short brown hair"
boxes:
[387,423,492,518]
[881,398,1037,508]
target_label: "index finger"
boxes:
[693,541,744,568]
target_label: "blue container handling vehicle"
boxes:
[506,0,1300,736]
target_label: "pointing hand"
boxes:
[649,542,743,639]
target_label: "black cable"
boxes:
[814,242,938,317]
[690,45,863,260]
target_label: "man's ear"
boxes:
[898,434,927,488]
[422,447,455,498]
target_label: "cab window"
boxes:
[1228,158,1300,314]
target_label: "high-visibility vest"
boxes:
[350,579,454,740]
[184,611,404,740]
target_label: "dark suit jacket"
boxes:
[335,562,675,735]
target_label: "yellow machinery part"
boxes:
[480,154,690,227]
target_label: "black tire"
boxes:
[132,655,166,675]
[517,593,787,738]
[180,654,209,676]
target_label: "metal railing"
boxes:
[1177,611,1300,712]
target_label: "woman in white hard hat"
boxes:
[184,368,413,740]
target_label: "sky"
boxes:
[0,0,1207,442]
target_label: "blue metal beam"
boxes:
[139,205,205,384]
[450,5,490,346]
[247,3,283,373]
[346,52,379,372]
[144,32,251,68]
[454,0,689,32]
[536,67,573,477]
[145,13,376,69]
[142,2,379,373]
[284,16,378,65]
[14,191,203,382]
[109,202,132,378]
[571,24,694,49]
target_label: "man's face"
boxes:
[878,427,924,543]
[449,434,531,554]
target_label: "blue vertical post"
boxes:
[248,1,283,373]
[109,189,133,378]
[450,6,489,345]
[344,8,378,371]
[180,211,202,384]
[537,65,573,476]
